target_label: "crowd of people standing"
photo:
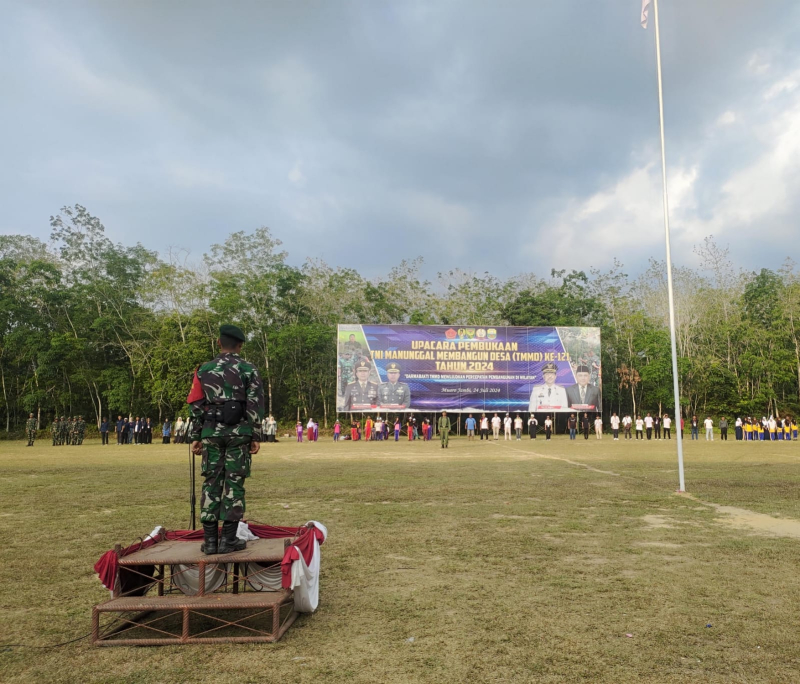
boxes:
[24,410,800,446]
[111,416,157,444]
[731,415,797,441]
[48,416,88,446]
[292,411,800,444]
[331,416,435,442]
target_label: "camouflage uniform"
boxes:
[77,417,86,445]
[345,338,364,359]
[51,418,60,446]
[189,352,264,523]
[26,415,37,446]
[59,417,67,445]
[69,418,77,445]
[338,355,355,395]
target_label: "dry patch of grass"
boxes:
[1,437,800,682]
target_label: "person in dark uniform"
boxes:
[100,417,109,445]
[379,362,411,409]
[581,413,591,440]
[528,414,538,439]
[341,360,379,411]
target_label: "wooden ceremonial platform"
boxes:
[93,534,299,646]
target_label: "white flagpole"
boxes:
[652,0,686,492]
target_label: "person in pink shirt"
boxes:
[296,421,303,442]
[333,420,341,441]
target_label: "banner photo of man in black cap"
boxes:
[566,365,601,410]
[379,362,411,409]
[341,359,380,411]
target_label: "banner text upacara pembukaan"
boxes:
[336,325,601,414]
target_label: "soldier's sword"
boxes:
[189,439,196,530]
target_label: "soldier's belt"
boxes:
[203,401,246,426]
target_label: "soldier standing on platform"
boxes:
[25,413,37,446]
[188,325,264,556]
[438,410,451,449]
[51,417,60,446]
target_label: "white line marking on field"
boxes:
[497,442,800,540]
[496,442,622,477]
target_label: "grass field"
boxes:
[2,434,800,683]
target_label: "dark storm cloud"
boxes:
[1,0,798,279]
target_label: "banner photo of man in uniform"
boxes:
[336,324,601,413]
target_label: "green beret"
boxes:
[220,324,246,343]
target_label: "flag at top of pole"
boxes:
[638,0,687,493]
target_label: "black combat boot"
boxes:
[217,520,247,554]
[200,521,219,555]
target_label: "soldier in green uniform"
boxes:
[338,351,356,396]
[69,418,77,445]
[59,417,67,445]
[379,362,411,409]
[51,417,60,446]
[438,410,451,449]
[188,325,264,555]
[25,413,37,446]
[344,333,364,360]
[77,416,86,445]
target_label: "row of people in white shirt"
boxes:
[608,414,673,440]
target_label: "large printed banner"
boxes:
[337,325,601,414]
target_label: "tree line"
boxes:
[1,205,798,435]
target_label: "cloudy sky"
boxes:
[1,0,798,279]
